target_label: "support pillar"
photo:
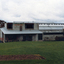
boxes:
[36,34,38,41]
[4,34,5,43]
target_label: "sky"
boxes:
[0,0,64,22]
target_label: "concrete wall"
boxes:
[43,34,63,41]
[22,23,25,30]
[34,23,39,30]
[13,23,23,31]
[5,23,39,31]
[13,23,39,31]
[5,23,7,29]
[32,35,37,41]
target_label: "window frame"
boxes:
[25,23,34,29]
[38,34,42,40]
[7,23,13,29]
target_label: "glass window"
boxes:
[38,34,42,40]
[25,23,34,29]
[7,23,13,29]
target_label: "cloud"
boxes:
[0,0,64,22]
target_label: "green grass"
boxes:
[0,41,64,64]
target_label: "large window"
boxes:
[38,34,42,40]
[25,23,34,29]
[7,23,13,29]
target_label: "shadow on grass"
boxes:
[0,59,64,64]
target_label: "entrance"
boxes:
[23,35,32,41]
[20,26,22,31]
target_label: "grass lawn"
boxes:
[0,41,64,64]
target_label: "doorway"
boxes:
[20,26,22,31]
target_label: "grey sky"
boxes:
[0,0,64,22]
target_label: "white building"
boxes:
[39,23,64,41]
[0,21,64,43]
[1,21,43,43]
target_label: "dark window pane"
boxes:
[25,23,34,29]
[38,34,42,40]
[7,23,13,29]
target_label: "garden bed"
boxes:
[0,55,46,61]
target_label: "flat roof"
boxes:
[4,21,64,24]
[4,21,42,23]
[5,21,61,23]
[1,28,43,34]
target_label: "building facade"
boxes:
[39,23,64,41]
[1,21,43,43]
[0,21,64,43]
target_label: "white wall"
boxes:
[5,23,7,29]
[13,23,24,31]
[13,24,20,31]
[34,23,39,30]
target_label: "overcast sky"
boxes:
[0,0,64,22]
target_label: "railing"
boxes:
[39,23,64,26]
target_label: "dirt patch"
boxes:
[0,54,46,61]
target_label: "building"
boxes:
[39,23,64,41]
[0,21,64,43]
[1,21,43,43]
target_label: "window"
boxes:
[38,34,42,40]
[7,23,13,29]
[25,23,34,29]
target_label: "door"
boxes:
[20,26,22,31]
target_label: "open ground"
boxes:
[0,41,64,64]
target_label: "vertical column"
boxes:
[13,23,14,30]
[4,34,5,43]
[5,23,7,29]
[32,35,34,41]
[22,23,25,30]
[36,34,38,41]
[1,31,2,38]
